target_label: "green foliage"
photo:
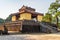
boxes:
[5,15,12,22]
[58,23,60,29]
[49,2,60,10]
[49,0,60,14]
[0,15,12,24]
[56,0,60,2]
[51,17,56,24]
[55,11,60,17]
[42,13,52,22]
[0,18,4,24]
[48,0,60,27]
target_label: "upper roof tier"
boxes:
[19,5,35,12]
[11,5,43,16]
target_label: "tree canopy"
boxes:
[49,0,60,14]
[0,18,4,24]
[5,15,12,22]
[55,11,60,17]
[42,13,52,22]
[48,0,60,26]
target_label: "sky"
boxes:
[0,0,55,19]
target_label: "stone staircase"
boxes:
[39,22,58,33]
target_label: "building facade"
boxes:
[2,5,44,33]
[11,5,43,22]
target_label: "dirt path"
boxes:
[25,34,60,40]
[0,33,60,40]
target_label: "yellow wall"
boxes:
[37,15,43,22]
[19,13,31,20]
[12,15,16,21]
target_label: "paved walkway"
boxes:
[0,33,60,40]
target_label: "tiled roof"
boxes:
[10,5,43,16]
[19,5,35,11]
[24,9,43,16]
[10,12,20,16]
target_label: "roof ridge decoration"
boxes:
[19,5,35,12]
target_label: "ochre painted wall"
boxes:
[37,15,43,22]
[12,15,16,21]
[19,13,31,20]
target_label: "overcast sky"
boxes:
[0,0,55,19]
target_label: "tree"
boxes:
[51,16,56,24]
[55,11,60,17]
[5,15,12,22]
[49,0,60,14]
[48,0,60,26]
[42,13,52,22]
[0,18,4,24]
